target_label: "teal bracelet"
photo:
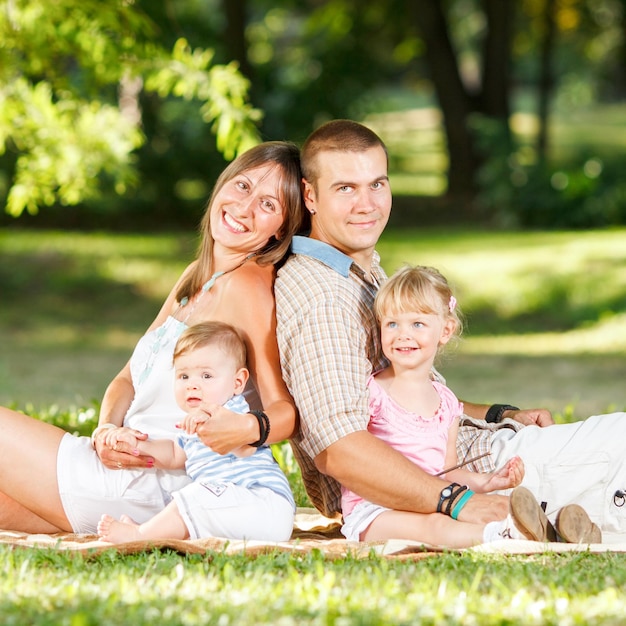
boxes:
[451,489,474,520]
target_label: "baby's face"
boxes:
[173,344,245,412]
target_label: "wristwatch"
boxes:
[438,485,454,509]
[437,482,467,515]
[485,404,519,424]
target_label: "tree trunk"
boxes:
[221,0,253,84]
[407,0,479,196]
[537,0,557,162]
[480,0,513,130]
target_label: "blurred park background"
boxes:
[1,0,625,418]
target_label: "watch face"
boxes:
[442,487,452,497]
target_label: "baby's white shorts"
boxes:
[172,481,295,541]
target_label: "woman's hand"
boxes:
[94,426,155,470]
[194,404,257,455]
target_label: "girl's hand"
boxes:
[484,456,525,492]
[94,426,154,470]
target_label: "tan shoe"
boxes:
[555,504,602,544]
[509,486,557,542]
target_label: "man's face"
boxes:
[304,146,391,269]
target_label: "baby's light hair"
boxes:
[173,321,247,369]
[375,265,463,339]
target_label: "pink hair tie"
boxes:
[448,296,457,312]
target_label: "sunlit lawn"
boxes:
[377,228,626,419]
[2,548,626,625]
[1,227,625,419]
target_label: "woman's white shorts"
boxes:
[57,433,190,534]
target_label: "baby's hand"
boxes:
[103,429,139,451]
[176,411,209,435]
[484,456,525,492]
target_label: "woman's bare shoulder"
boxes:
[229,262,275,294]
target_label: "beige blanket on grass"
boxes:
[0,508,622,559]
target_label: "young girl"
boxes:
[341,265,599,548]
[97,322,295,544]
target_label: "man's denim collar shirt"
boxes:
[290,235,380,284]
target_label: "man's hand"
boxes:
[195,404,256,455]
[504,407,554,427]
[94,427,154,470]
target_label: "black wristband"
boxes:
[437,483,468,516]
[485,404,519,424]
[249,410,270,447]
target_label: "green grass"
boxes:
[1,227,626,624]
[3,547,626,624]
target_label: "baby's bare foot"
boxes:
[97,513,142,544]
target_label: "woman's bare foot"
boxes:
[97,513,142,544]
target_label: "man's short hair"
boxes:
[301,119,388,185]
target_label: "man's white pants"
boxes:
[490,412,626,543]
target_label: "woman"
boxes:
[0,141,303,534]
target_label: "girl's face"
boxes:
[174,344,248,413]
[210,163,286,256]
[379,309,455,372]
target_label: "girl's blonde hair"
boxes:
[375,265,463,339]
[174,321,247,370]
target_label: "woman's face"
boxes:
[210,163,286,256]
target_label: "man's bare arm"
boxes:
[315,430,508,524]
[462,401,554,427]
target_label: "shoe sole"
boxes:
[556,504,602,544]
[509,486,557,542]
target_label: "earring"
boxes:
[309,209,316,215]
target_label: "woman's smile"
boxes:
[222,210,248,233]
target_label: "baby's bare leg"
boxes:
[98,502,189,544]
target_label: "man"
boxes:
[275,119,626,541]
